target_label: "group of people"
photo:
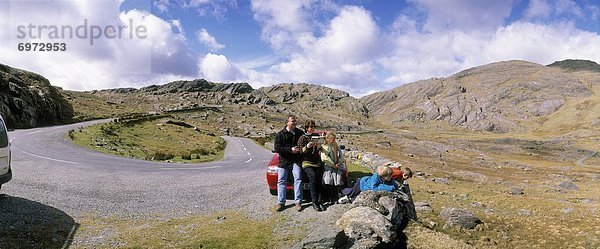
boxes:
[274,115,412,212]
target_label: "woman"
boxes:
[320,130,345,205]
[297,120,325,211]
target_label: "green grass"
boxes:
[69,118,226,163]
[73,211,276,248]
[346,162,373,181]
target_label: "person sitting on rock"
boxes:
[338,165,411,204]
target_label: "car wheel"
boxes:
[269,189,277,196]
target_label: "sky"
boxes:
[1,0,600,97]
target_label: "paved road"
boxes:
[2,120,275,217]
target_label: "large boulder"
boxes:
[335,190,412,249]
[440,208,482,229]
[0,63,73,129]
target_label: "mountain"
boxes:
[0,63,73,129]
[4,59,598,136]
[63,80,374,136]
[547,59,600,72]
[361,60,599,134]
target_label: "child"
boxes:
[339,166,412,204]
[392,166,413,185]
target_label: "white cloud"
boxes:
[380,14,600,90]
[254,6,381,96]
[3,0,600,99]
[484,21,600,64]
[154,0,171,13]
[196,28,225,51]
[251,0,321,50]
[2,0,197,91]
[171,19,185,35]
[198,53,243,83]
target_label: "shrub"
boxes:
[214,139,227,151]
[152,150,174,160]
[192,148,210,156]
[181,152,192,160]
[68,129,75,140]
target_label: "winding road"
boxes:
[3,120,275,217]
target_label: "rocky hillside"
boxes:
[547,59,600,72]
[361,60,600,133]
[65,80,374,136]
[0,63,73,129]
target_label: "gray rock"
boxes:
[336,206,395,244]
[518,209,533,216]
[558,181,579,191]
[432,178,450,184]
[414,202,433,213]
[440,208,482,229]
[378,196,400,221]
[375,141,392,148]
[300,229,344,249]
[561,208,574,214]
[578,198,595,204]
[0,63,73,129]
[351,191,388,215]
[509,186,524,195]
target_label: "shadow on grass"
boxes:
[0,194,79,249]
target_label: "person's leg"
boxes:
[349,180,361,201]
[277,167,289,205]
[305,167,319,203]
[317,167,324,202]
[292,163,303,204]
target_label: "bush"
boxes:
[152,150,174,160]
[181,152,192,160]
[191,148,211,156]
[214,139,227,151]
[68,129,75,140]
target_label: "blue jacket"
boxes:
[359,173,398,192]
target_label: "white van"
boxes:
[0,115,11,189]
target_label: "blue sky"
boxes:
[2,0,600,96]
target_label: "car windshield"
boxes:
[0,118,7,148]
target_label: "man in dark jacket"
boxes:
[274,115,304,212]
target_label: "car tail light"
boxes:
[268,154,278,167]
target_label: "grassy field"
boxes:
[345,126,600,249]
[72,211,276,248]
[69,117,226,163]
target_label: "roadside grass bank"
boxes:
[68,117,226,163]
[72,211,276,248]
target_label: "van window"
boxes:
[0,119,7,148]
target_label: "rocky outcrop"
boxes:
[258,83,369,117]
[138,79,253,95]
[0,63,73,129]
[335,190,412,249]
[547,59,600,72]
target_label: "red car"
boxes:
[266,150,349,198]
